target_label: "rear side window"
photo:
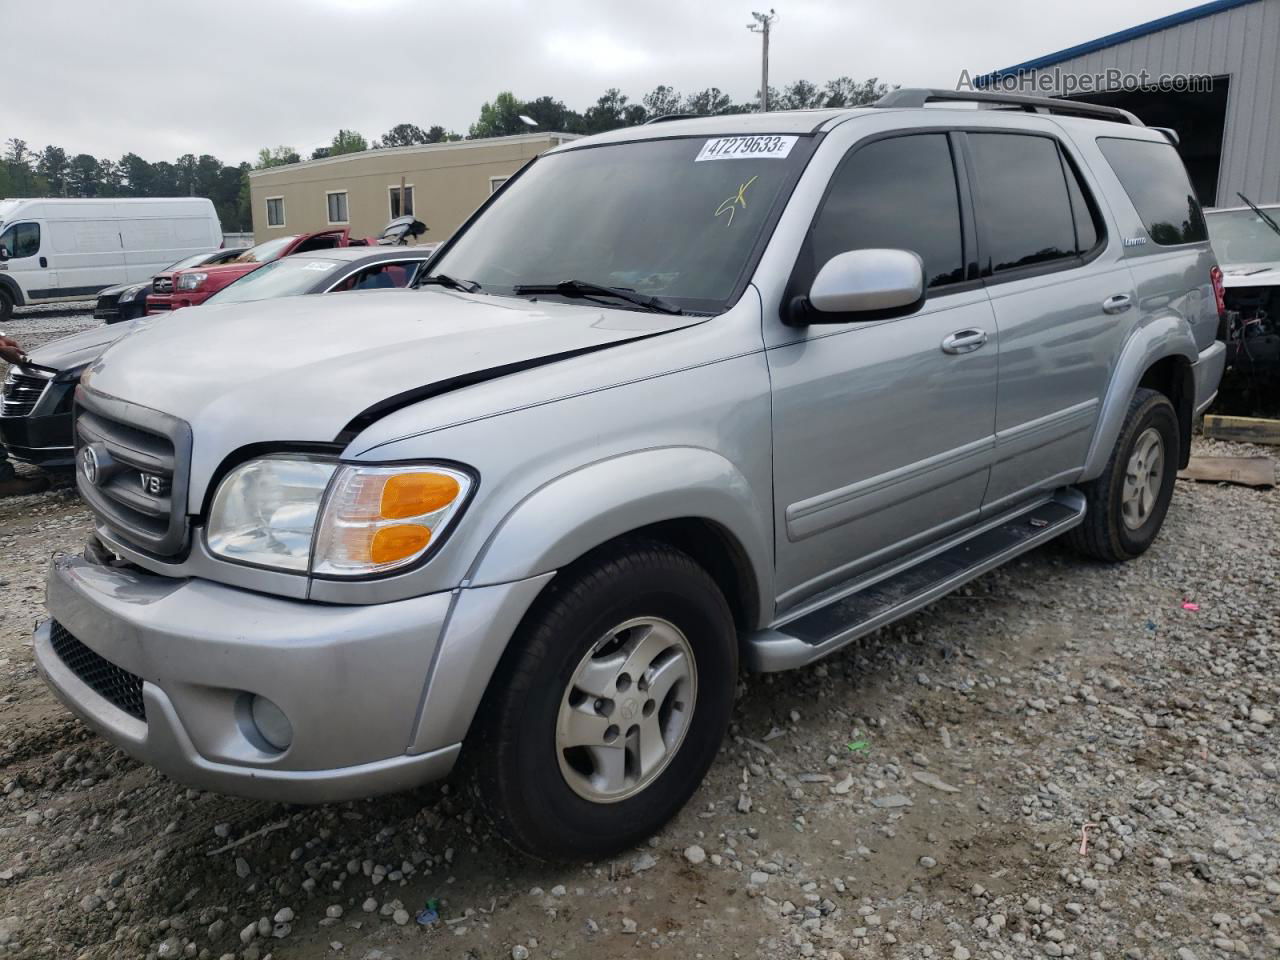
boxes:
[1097,137,1207,246]
[804,133,965,289]
[968,133,1080,274]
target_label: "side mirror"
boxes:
[0,245,9,262]
[792,248,925,324]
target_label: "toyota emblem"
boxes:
[80,446,100,485]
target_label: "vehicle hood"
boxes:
[1220,261,1280,288]
[98,280,148,298]
[28,320,136,376]
[84,289,706,485]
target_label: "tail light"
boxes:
[1210,265,1226,317]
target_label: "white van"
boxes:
[0,197,222,320]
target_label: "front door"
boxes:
[0,220,54,301]
[767,132,998,613]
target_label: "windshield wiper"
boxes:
[512,280,682,315]
[417,273,481,293]
[1237,192,1280,241]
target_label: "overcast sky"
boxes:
[9,0,1209,164]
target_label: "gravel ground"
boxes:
[0,307,1277,960]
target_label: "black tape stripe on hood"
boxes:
[334,320,705,446]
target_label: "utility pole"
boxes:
[747,9,777,112]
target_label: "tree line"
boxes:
[2,77,889,232]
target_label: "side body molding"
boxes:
[1080,315,1198,481]
[467,446,774,620]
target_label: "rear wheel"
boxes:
[468,539,737,860]
[1069,388,1179,562]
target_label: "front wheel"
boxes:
[1069,387,1179,562]
[468,540,737,860]
[0,288,13,323]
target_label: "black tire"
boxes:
[0,287,13,323]
[467,539,737,860]
[1069,387,1179,562]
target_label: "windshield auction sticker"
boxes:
[696,135,797,161]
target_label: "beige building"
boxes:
[247,132,578,244]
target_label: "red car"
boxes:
[146,228,362,313]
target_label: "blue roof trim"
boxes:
[979,0,1260,83]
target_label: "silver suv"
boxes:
[37,90,1225,859]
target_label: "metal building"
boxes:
[980,0,1280,207]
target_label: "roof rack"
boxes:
[872,88,1143,126]
[644,113,701,125]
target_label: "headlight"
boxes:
[206,457,472,576]
[177,272,207,291]
[118,284,145,303]
[207,457,335,571]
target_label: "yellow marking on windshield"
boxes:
[715,175,759,227]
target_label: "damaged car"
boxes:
[1205,195,1280,376]
[94,247,248,323]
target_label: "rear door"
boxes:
[766,131,998,611]
[964,129,1133,514]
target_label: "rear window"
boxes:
[1097,138,1207,246]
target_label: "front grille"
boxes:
[148,302,172,311]
[49,621,146,721]
[152,276,173,294]
[2,369,50,417]
[75,388,192,557]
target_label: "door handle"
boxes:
[941,328,988,355]
[39,256,47,268]
[1102,293,1132,314]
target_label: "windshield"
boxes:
[1206,207,1280,264]
[205,257,340,305]
[164,251,218,273]
[232,234,298,264]
[430,135,812,312]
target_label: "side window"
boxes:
[967,133,1077,274]
[1096,137,1207,246]
[1063,158,1101,253]
[266,197,285,228]
[0,222,40,258]
[805,134,965,290]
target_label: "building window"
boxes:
[389,185,415,219]
[265,197,285,228]
[489,176,508,194]
[326,191,349,225]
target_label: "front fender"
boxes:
[468,446,773,620]
[1081,314,1198,479]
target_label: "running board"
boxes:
[744,490,1086,672]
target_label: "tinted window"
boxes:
[807,134,964,289]
[0,222,40,258]
[1097,137,1207,246]
[969,134,1076,273]
[1064,158,1101,252]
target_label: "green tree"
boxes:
[255,145,301,169]
[582,88,643,134]
[642,85,684,118]
[821,77,890,107]
[470,91,526,138]
[378,123,429,147]
[328,129,368,156]
[119,153,154,195]
[520,96,585,133]
[98,159,124,196]
[683,87,735,116]
[4,139,37,194]
[66,153,102,197]
[36,146,69,196]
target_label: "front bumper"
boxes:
[0,382,75,467]
[36,552,467,803]
[145,290,213,314]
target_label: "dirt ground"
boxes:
[1,308,1277,960]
